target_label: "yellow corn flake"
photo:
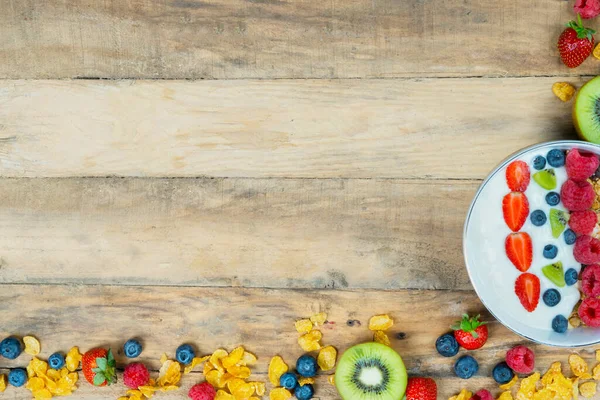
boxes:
[65,346,82,372]
[118,397,130,400]
[206,369,223,388]
[184,355,210,374]
[317,346,337,371]
[570,354,590,378]
[242,351,257,366]
[552,82,576,102]
[268,356,289,386]
[295,319,313,334]
[310,312,327,326]
[594,43,600,60]
[449,388,473,400]
[228,365,251,379]
[270,388,292,400]
[219,372,235,388]
[30,357,49,376]
[47,368,61,380]
[533,388,554,400]
[159,385,179,392]
[574,378,580,400]
[597,350,600,362]
[127,389,144,400]
[33,388,52,399]
[298,377,315,386]
[498,392,514,400]
[298,330,322,352]
[580,382,597,398]
[216,390,236,400]
[517,373,540,400]
[0,374,6,392]
[373,331,391,346]
[139,385,158,397]
[23,335,41,356]
[500,375,519,391]
[222,347,245,369]
[160,353,168,364]
[232,382,255,399]
[204,361,214,375]
[328,375,335,385]
[227,378,246,393]
[157,359,181,387]
[369,314,394,331]
[594,364,600,380]
[250,382,266,396]
[60,368,68,378]
[211,349,229,373]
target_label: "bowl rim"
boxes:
[463,140,600,348]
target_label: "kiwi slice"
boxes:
[574,76,600,143]
[542,261,566,287]
[335,342,407,400]
[533,169,557,190]
[549,208,569,238]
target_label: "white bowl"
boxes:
[464,140,600,347]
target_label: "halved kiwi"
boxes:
[574,76,600,143]
[335,342,407,400]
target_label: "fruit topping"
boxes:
[574,76,600,143]
[492,362,514,384]
[176,344,195,365]
[296,355,318,378]
[470,389,493,400]
[574,0,600,19]
[503,192,529,232]
[279,372,298,390]
[405,377,437,400]
[566,149,600,181]
[564,228,577,245]
[546,192,561,206]
[454,355,478,379]
[565,267,579,285]
[506,161,531,192]
[579,297,600,327]
[435,333,459,357]
[124,339,143,358]
[559,16,596,68]
[189,382,216,400]
[8,368,27,387]
[505,232,532,272]
[548,149,567,168]
[515,273,540,312]
[533,169,557,190]
[506,345,535,374]
[549,208,569,238]
[552,315,569,333]
[530,210,547,226]
[561,179,595,211]
[553,82,577,102]
[0,337,22,360]
[542,261,566,287]
[533,155,547,170]
[296,384,315,400]
[123,362,150,389]
[48,352,65,370]
[582,264,600,297]
[574,235,600,264]
[543,288,561,307]
[543,244,558,259]
[569,210,598,235]
[82,348,116,386]
[451,314,488,350]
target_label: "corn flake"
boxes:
[268,356,288,386]
[449,388,473,400]
[232,382,255,399]
[270,388,292,400]
[580,382,597,398]
[552,82,576,102]
[310,312,327,326]
[0,374,6,392]
[33,388,52,399]
[369,314,394,331]
[500,375,519,391]
[250,382,266,396]
[498,392,514,400]
[24,336,41,356]
[242,351,257,366]
[596,350,600,362]
[65,347,82,372]
[373,331,391,346]
[298,377,315,386]
[228,365,251,379]
[517,373,540,400]
[157,359,181,387]
[206,370,222,388]
[298,330,322,352]
[328,375,335,385]
[216,390,236,400]
[228,378,246,393]
[184,355,210,374]
[295,319,313,334]
[318,346,337,371]
[594,43,600,60]
[211,349,229,373]
[570,354,590,378]
[222,347,244,369]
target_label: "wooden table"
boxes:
[0,1,597,399]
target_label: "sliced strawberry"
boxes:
[505,232,533,272]
[515,273,540,313]
[503,192,529,232]
[506,161,530,192]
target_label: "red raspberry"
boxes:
[505,345,535,374]
[569,210,598,235]
[561,179,596,211]
[123,363,150,389]
[470,390,493,400]
[574,235,600,264]
[189,382,216,400]
[579,297,600,327]
[566,149,600,181]
[582,264,600,297]
[574,0,600,19]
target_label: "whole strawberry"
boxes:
[452,314,488,350]
[406,377,437,400]
[558,14,596,68]
[82,348,116,386]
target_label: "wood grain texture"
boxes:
[0,0,596,79]
[0,177,474,290]
[0,285,590,399]
[0,78,579,179]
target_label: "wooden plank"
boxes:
[0,78,579,179]
[0,0,594,79]
[0,285,587,399]
[0,177,474,290]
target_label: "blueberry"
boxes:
[547,149,566,168]
[454,355,478,379]
[295,384,314,400]
[124,339,143,358]
[543,244,558,259]
[492,362,514,384]
[543,289,561,307]
[546,192,561,206]
[533,156,547,170]
[530,210,547,226]
[552,315,568,333]
[565,268,579,286]
[279,372,298,390]
[175,344,195,365]
[48,352,65,370]
[8,368,27,387]
[296,355,318,378]
[564,229,577,245]
[435,333,459,357]
[0,337,22,360]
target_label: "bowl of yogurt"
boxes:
[464,140,600,347]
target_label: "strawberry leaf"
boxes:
[93,373,106,386]
[95,357,107,370]
[107,349,115,365]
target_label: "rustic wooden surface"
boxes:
[1,0,599,399]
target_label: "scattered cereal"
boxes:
[552,82,576,102]
[310,313,327,326]
[160,353,168,364]
[250,382,266,396]
[369,314,394,331]
[570,354,591,378]
[580,381,597,398]
[517,372,540,400]
[373,331,391,346]
[298,330,322,352]
[298,377,315,386]
[25,357,78,399]
[317,346,337,371]
[500,375,518,391]
[241,351,257,366]
[597,350,600,362]
[184,355,210,374]
[211,349,229,373]
[222,347,244,369]
[216,390,236,400]
[328,375,335,385]
[268,356,288,386]
[449,388,473,400]
[24,336,41,356]
[0,375,5,392]
[65,347,81,372]
[594,43,600,60]
[270,387,292,400]
[593,363,600,380]
[497,392,513,400]
[295,319,313,334]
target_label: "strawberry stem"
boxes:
[452,314,487,338]
[567,14,596,40]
